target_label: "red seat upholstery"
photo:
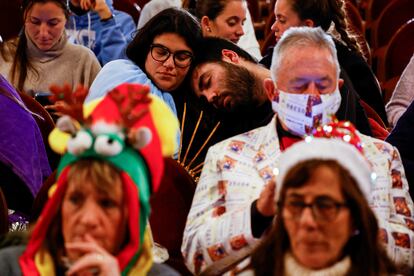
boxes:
[18,93,60,171]
[246,0,260,23]
[113,0,149,24]
[0,188,9,236]
[365,0,396,30]
[263,0,276,38]
[149,158,196,275]
[379,19,414,103]
[358,100,389,140]
[0,0,23,41]
[30,170,57,223]
[371,0,414,50]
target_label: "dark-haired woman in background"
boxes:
[261,0,387,123]
[0,0,100,96]
[250,138,405,275]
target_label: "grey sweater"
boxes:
[386,54,414,127]
[0,32,101,96]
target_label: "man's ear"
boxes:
[303,19,315,27]
[338,78,344,89]
[221,49,240,64]
[264,78,276,101]
[201,16,212,33]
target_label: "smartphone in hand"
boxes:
[34,92,52,107]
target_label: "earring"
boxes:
[206,27,211,32]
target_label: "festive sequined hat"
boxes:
[20,83,179,275]
[275,119,376,202]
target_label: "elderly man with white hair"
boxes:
[181,27,414,275]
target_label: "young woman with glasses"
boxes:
[248,138,405,275]
[85,7,202,120]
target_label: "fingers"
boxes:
[91,0,110,14]
[257,180,277,217]
[66,252,120,276]
[79,0,92,11]
[265,180,276,194]
[65,235,120,276]
[66,241,101,256]
[261,180,276,201]
[65,234,102,262]
[65,252,105,275]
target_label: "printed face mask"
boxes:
[271,88,342,136]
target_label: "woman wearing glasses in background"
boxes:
[85,7,202,119]
[248,138,406,275]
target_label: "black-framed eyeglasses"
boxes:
[150,44,193,68]
[278,196,348,223]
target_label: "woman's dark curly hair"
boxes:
[286,0,362,56]
[251,160,400,276]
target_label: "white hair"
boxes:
[270,27,341,83]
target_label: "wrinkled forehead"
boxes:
[281,45,335,67]
[275,46,338,82]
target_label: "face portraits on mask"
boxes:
[271,88,341,136]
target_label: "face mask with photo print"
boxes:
[271,88,341,136]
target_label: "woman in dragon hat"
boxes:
[0,82,179,275]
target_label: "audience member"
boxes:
[191,36,371,138]
[0,83,179,275]
[177,36,372,178]
[387,100,414,198]
[85,8,202,118]
[261,0,387,123]
[0,0,101,96]
[386,54,414,127]
[137,0,181,30]
[181,27,414,274]
[0,74,51,231]
[136,0,262,60]
[251,138,404,275]
[194,0,262,60]
[66,0,136,65]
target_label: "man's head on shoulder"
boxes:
[191,37,267,112]
[264,26,344,136]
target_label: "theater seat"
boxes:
[0,0,23,41]
[30,170,56,223]
[378,19,414,103]
[18,93,60,171]
[370,0,414,50]
[149,158,196,275]
[113,0,149,24]
[0,188,9,236]
[365,0,396,31]
[360,100,389,140]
